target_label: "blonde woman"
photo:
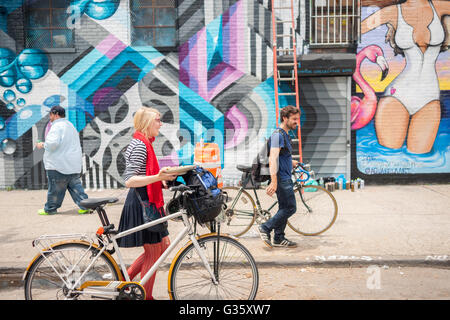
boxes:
[117,107,177,300]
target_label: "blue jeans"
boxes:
[44,170,88,213]
[261,178,296,242]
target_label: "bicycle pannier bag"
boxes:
[182,167,225,223]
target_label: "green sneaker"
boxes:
[78,209,91,214]
[38,209,55,215]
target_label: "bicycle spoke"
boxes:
[170,236,258,300]
[220,187,257,237]
[288,185,338,235]
[25,243,119,300]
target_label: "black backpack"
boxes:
[248,129,290,184]
[181,167,226,224]
[184,166,221,197]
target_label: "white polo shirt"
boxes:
[43,118,82,175]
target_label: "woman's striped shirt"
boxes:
[123,139,147,181]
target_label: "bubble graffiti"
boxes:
[3,89,15,102]
[0,48,49,108]
[0,48,16,87]
[1,138,16,155]
[16,98,26,107]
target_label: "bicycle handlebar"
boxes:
[294,162,310,171]
[169,185,196,212]
[169,185,194,195]
[293,162,311,182]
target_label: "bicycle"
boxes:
[220,163,338,237]
[23,184,259,300]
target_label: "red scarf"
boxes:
[133,131,164,208]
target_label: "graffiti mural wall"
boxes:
[0,0,306,189]
[354,0,450,176]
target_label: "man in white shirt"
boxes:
[36,106,89,215]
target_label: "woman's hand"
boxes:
[161,180,169,189]
[158,167,178,182]
[125,168,177,188]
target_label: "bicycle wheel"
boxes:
[24,241,121,300]
[286,185,338,236]
[168,234,259,300]
[221,187,256,237]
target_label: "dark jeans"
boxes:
[261,178,296,242]
[44,170,88,213]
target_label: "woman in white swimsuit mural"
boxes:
[361,0,450,154]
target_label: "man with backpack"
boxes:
[258,105,300,248]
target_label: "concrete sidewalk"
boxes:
[1,184,449,274]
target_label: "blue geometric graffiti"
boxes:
[0,104,46,141]
[60,43,162,102]
[0,38,162,154]
[179,82,224,166]
[0,92,95,148]
[65,90,95,132]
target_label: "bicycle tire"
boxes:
[24,241,121,300]
[221,186,256,237]
[286,185,338,236]
[168,234,259,300]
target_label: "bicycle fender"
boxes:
[22,240,123,281]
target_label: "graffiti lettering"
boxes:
[67,5,82,30]
[425,255,448,261]
[314,255,374,262]
[364,168,411,174]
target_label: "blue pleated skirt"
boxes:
[117,187,169,248]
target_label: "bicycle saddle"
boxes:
[80,197,119,209]
[236,164,252,173]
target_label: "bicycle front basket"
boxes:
[186,192,225,224]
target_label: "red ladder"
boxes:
[271,0,302,162]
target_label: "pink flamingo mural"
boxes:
[351,45,389,130]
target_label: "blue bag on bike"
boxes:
[182,166,225,223]
[190,167,221,197]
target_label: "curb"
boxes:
[256,258,450,269]
[1,255,449,280]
